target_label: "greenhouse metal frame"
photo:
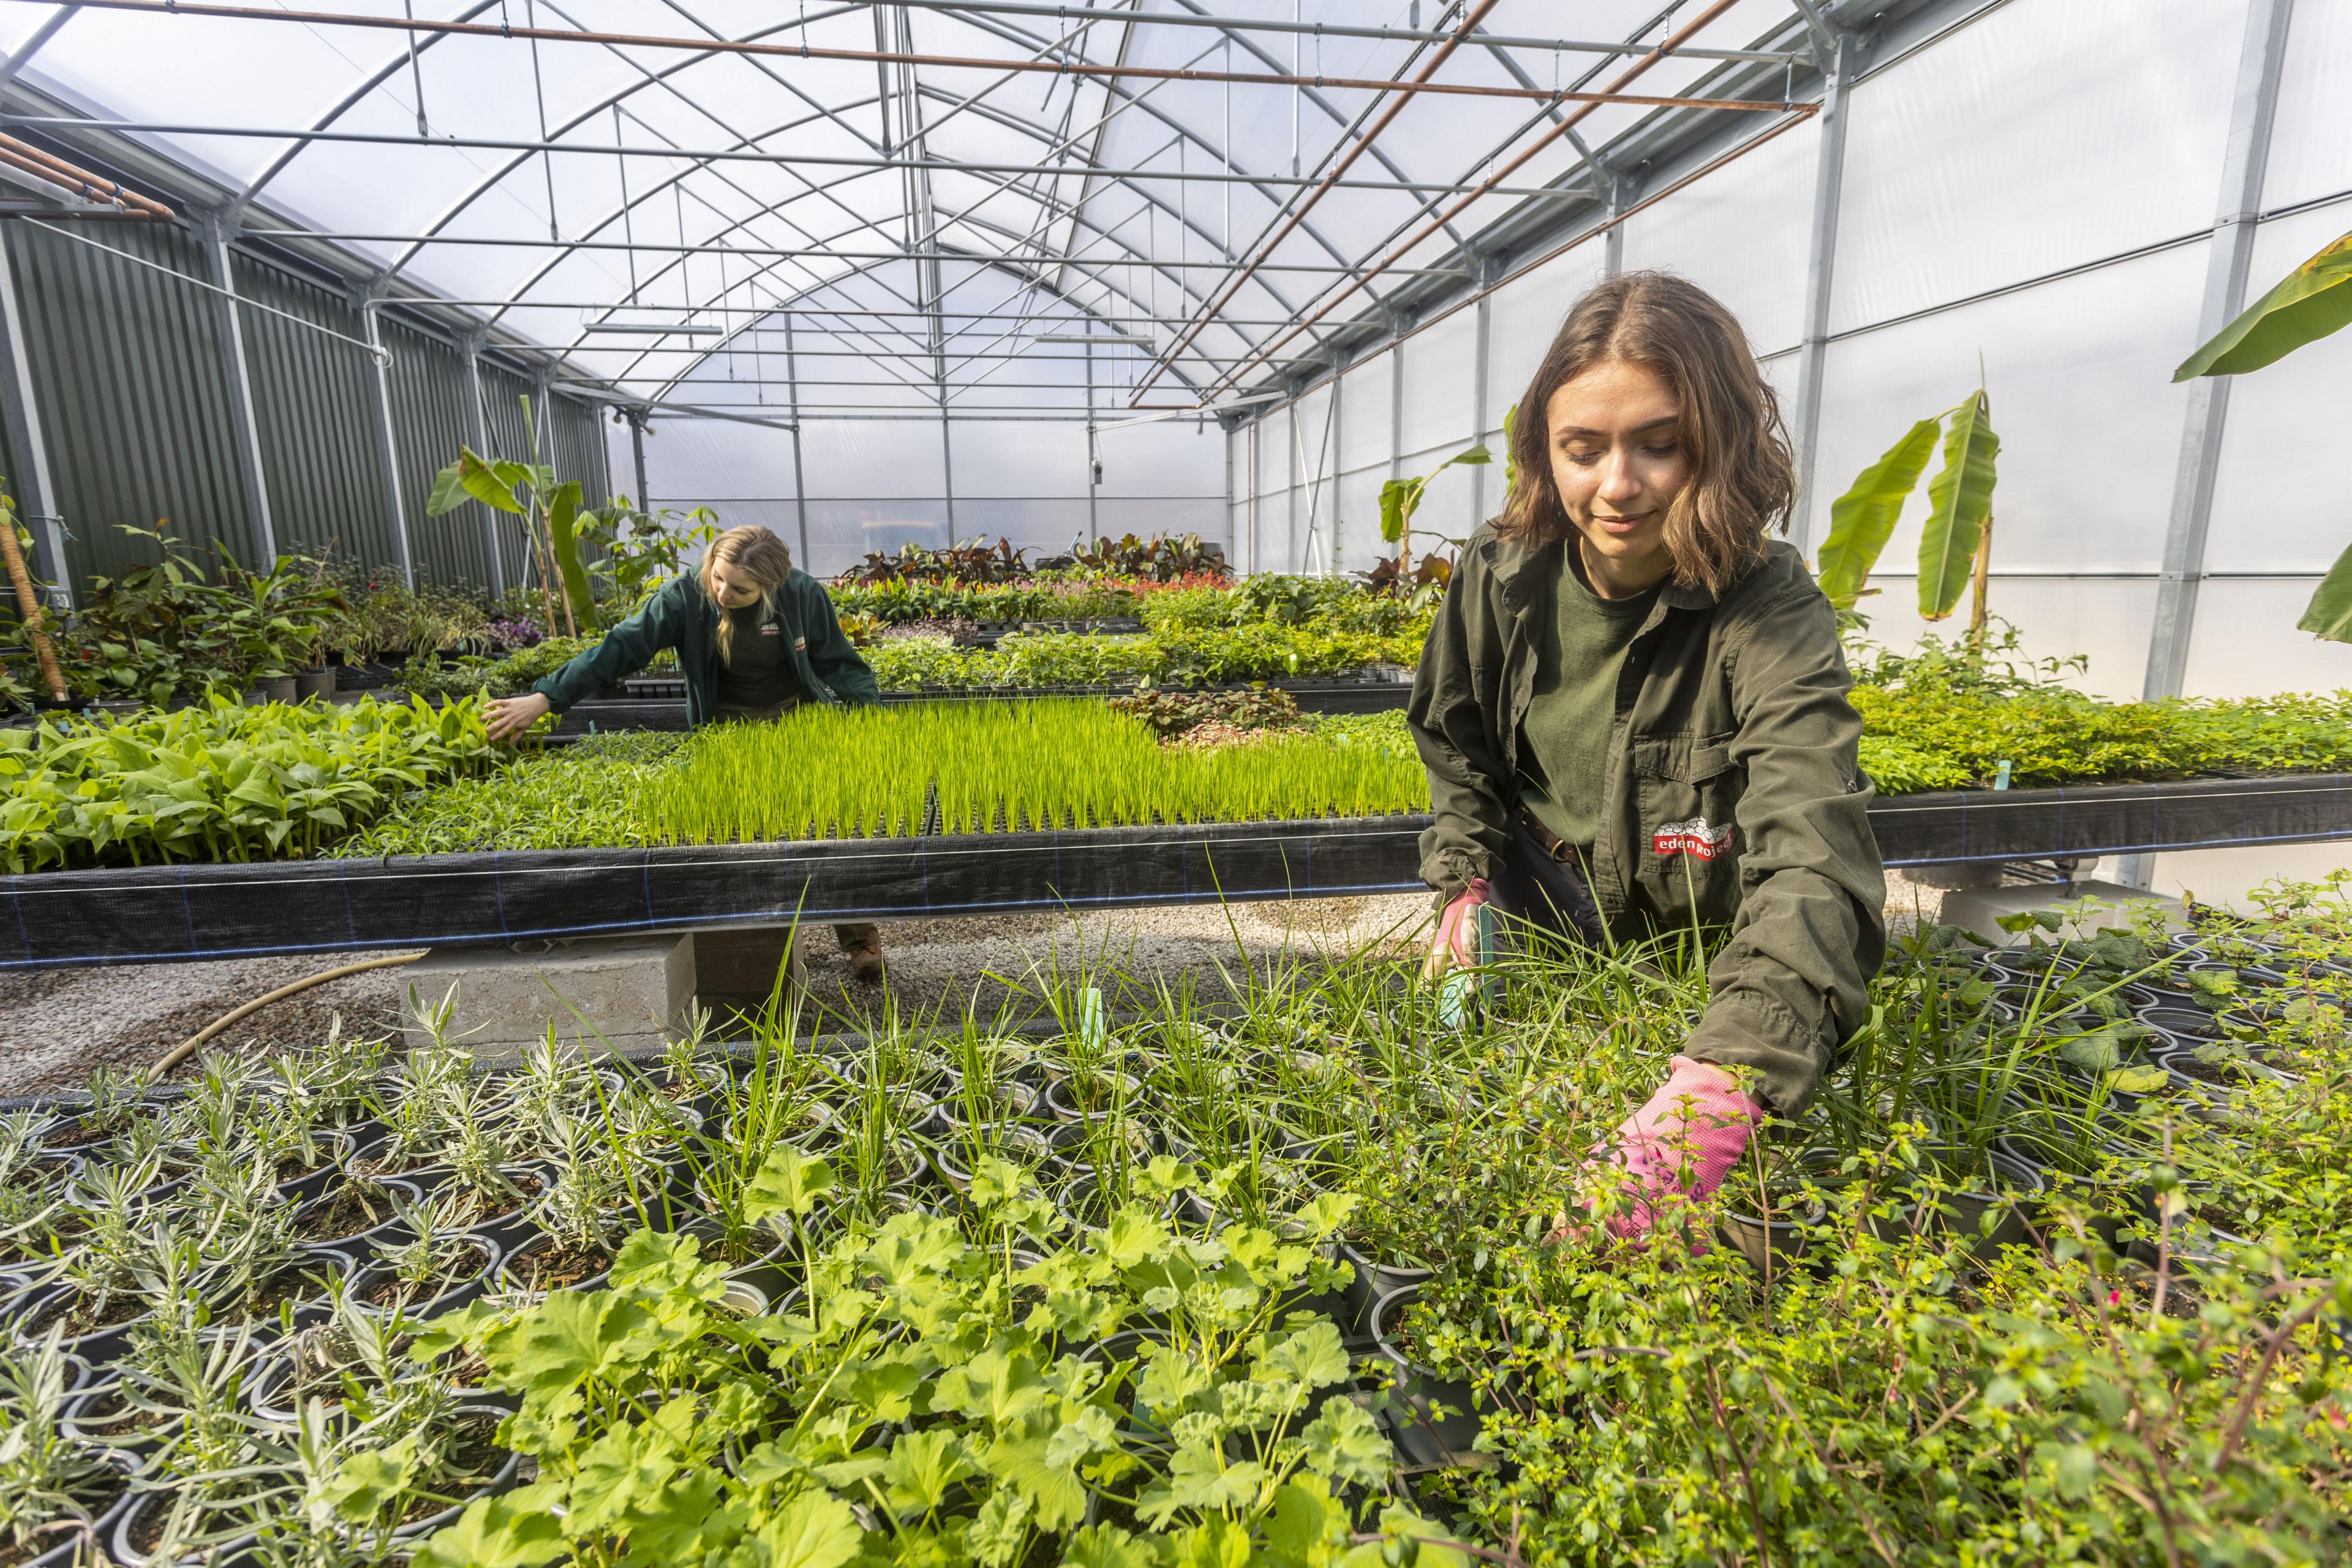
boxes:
[0,0,2338,702]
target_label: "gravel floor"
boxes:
[2,877,1952,1101]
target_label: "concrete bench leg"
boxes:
[401,934,696,1060]
[692,924,808,1024]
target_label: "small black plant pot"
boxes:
[111,1487,259,1568]
[1718,1152,1839,1275]
[1043,1070,1142,1125]
[348,1232,504,1323]
[269,1128,360,1206]
[16,1446,138,1568]
[1370,1284,1485,1469]
[1335,1238,1434,1339]
[494,1231,620,1298]
[1898,1147,2048,1259]
[288,1175,427,1262]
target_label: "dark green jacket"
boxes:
[1409,527,1885,1114]
[530,571,880,723]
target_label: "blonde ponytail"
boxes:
[701,526,794,666]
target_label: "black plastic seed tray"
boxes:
[1865,771,2352,867]
[1,816,1427,968]
[10,774,2352,970]
[550,673,1413,735]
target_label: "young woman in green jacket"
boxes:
[483,524,891,984]
[1409,273,1887,1240]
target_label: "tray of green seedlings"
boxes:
[643,698,1429,842]
[7,884,2349,1564]
[0,693,502,873]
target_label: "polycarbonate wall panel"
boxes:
[1800,240,2211,576]
[1398,311,1477,458]
[1096,419,1222,500]
[1827,0,2244,337]
[2204,205,2352,578]
[1621,115,1817,355]
[2182,579,2352,702]
[2260,0,2352,211]
[1486,246,1608,438]
[0,220,607,597]
[1338,352,1391,475]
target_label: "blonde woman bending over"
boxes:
[484,524,889,984]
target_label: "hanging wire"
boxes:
[399,0,428,137]
[614,104,638,304]
[526,0,557,242]
[1289,0,1300,176]
[673,179,690,320]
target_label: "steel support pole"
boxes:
[1603,173,1627,277]
[1223,420,1235,565]
[1084,334,1099,544]
[1388,332,1406,564]
[200,215,276,567]
[459,336,503,595]
[783,315,811,568]
[1471,267,1492,526]
[0,227,67,606]
[1245,420,1256,574]
[2120,0,2295,891]
[1286,393,1300,573]
[360,295,415,587]
[1329,366,1343,575]
[1788,32,1855,557]
[2142,0,2294,704]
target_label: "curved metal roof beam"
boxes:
[0,6,84,94]
[613,166,1214,393]
[232,0,510,213]
[386,5,913,289]
[647,247,1157,405]
[214,0,1345,374]
[941,1,1432,312]
[400,3,1164,346]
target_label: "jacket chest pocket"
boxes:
[1630,733,1743,910]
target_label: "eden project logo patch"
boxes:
[1653,818,1733,860]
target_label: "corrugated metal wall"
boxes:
[0,219,609,597]
[232,252,397,573]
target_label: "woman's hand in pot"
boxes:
[1423,877,1492,979]
[484,692,552,742]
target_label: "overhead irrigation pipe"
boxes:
[1142,0,1504,407]
[0,132,174,219]
[59,0,1806,111]
[1189,0,1796,404]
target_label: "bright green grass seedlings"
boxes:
[644,699,1430,842]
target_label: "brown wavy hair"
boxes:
[699,525,794,666]
[1497,271,1794,598]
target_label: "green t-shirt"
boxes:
[715,602,805,709]
[1515,552,1658,853]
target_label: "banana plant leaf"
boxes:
[545,480,597,630]
[426,448,527,517]
[2298,538,2352,644]
[1815,416,1940,609]
[1917,391,2000,621]
[1378,444,1489,543]
[2175,231,2352,380]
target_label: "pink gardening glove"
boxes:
[1424,878,1492,977]
[1588,1057,1762,1240]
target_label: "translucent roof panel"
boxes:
[7,0,1826,415]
